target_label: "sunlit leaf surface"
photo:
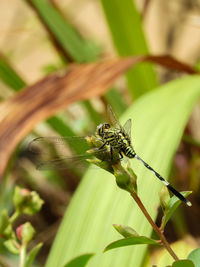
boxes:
[46,76,200,267]
[187,248,200,267]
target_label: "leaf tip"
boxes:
[103,247,108,253]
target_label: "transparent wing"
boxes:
[107,104,132,138]
[28,136,90,157]
[36,155,92,170]
[123,119,132,139]
[27,136,116,170]
[107,104,121,128]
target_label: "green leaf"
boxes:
[25,243,43,267]
[105,88,127,117]
[28,0,99,62]
[82,101,103,125]
[0,56,26,91]
[4,239,20,255]
[46,117,86,154]
[26,0,115,124]
[101,0,157,98]
[113,224,139,238]
[63,253,94,267]
[161,191,192,229]
[187,248,200,267]
[3,224,14,239]
[0,210,9,234]
[104,236,158,252]
[172,259,195,267]
[45,76,200,267]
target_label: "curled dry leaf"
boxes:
[0,55,197,179]
[0,58,136,178]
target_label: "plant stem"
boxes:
[19,245,27,267]
[10,210,20,224]
[130,191,179,261]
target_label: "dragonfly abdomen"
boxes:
[123,146,136,158]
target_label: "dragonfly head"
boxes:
[96,123,111,137]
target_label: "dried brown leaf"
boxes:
[0,58,137,178]
[0,55,197,178]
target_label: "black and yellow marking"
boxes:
[96,105,192,207]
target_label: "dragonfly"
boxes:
[28,105,191,206]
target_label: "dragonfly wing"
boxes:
[107,105,132,138]
[107,104,121,128]
[36,154,92,170]
[123,119,132,139]
[27,136,119,170]
[28,136,90,157]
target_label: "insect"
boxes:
[29,105,191,206]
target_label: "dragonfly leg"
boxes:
[98,142,106,150]
[119,151,123,159]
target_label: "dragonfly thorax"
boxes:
[96,123,111,137]
[96,123,136,159]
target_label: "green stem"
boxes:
[19,245,27,267]
[9,210,20,224]
[130,191,179,261]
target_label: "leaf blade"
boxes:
[161,191,192,229]
[104,236,159,252]
[25,243,43,267]
[187,248,200,267]
[63,253,94,267]
[45,76,200,267]
[101,0,157,98]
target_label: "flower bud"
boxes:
[13,187,44,215]
[18,222,35,245]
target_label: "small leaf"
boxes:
[172,259,195,267]
[113,224,139,238]
[0,210,9,234]
[24,243,43,267]
[187,248,200,267]
[104,236,159,252]
[63,253,94,267]
[3,224,15,239]
[161,191,192,229]
[4,239,20,254]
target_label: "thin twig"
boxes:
[130,191,179,261]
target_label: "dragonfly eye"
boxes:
[96,123,111,136]
[103,123,111,129]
